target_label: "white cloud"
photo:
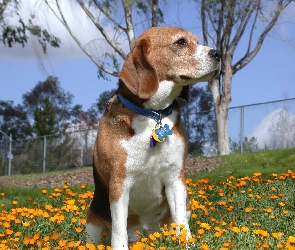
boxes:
[1,0,129,62]
[249,108,295,150]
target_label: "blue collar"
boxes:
[118,94,174,121]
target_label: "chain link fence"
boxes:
[182,98,295,156]
[0,98,294,176]
[0,128,98,176]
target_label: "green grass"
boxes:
[193,147,295,183]
[0,148,295,249]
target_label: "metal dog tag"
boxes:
[151,124,173,143]
[150,136,157,148]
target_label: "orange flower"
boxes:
[15,232,22,237]
[130,242,145,250]
[52,232,59,240]
[5,229,13,235]
[58,239,67,247]
[23,236,31,245]
[244,207,252,213]
[80,218,87,225]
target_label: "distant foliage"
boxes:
[230,136,260,154]
[180,85,217,156]
[0,100,32,140]
[34,97,58,136]
[0,0,60,50]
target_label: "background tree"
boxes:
[88,89,116,121]
[23,76,76,133]
[230,136,260,154]
[179,85,217,156]
[0,100,32,140]
[0,0,60,51]
[33,96,58,136]
[198,0,293,155]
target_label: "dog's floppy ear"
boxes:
[119,38,159,99]
[179,85,190,102]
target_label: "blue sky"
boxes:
[1,1,294,111]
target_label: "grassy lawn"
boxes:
[0,147,295,249]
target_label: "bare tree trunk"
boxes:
[209,78,229,155]
[215,100,230,155]
[209,54,232,155]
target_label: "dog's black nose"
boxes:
[209,49,221,61]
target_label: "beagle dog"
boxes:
[86,26,221,249]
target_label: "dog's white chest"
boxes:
[120,111,185,215]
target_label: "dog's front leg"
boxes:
[165,179,192,237]
[110,185,130,250]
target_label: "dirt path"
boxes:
[0,157,221,188]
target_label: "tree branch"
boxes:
[122,0,135,49]
[229,0,255,54]
[0,0,12,17]
[152,0,158,27]
[201,0,208,46]
[76,0,127,59]
[246,0,259,54]
[217,0,225,49]
[92,0,127,32]
[232,0,291,74]
[44,0,119,77]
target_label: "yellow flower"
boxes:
[241,226,249,233]
[153,232,161,239]
[200,242,209,250]
[288,236,295,243]
[272,232,283,239]
[86,243,96,250]
[231,227,240,233]
[22,222,30,227]
[198,229,205,235]
[263,208,273,213]
[200,223,211,230]
[214,231,222,237]
[130,242,145,250]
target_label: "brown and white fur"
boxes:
[86,26,221,249]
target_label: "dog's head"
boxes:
[119,26,221,108]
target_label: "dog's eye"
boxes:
[174,38,187,47]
